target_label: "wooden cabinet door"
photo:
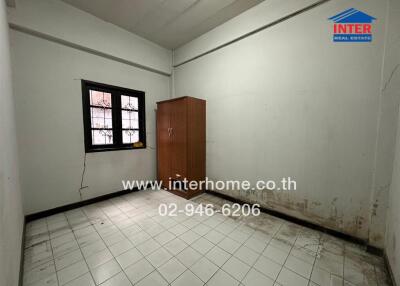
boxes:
[157,102,171,188]
[170,98,187,180]
[187,98,206,182]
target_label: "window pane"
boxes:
[90,90,112,107]
[91,107,112,128]
[121,95,138,110]
[122,110,138,129]
[122,130,139,144]
[92,129,113,145]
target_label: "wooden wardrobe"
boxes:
[156,96,206,199]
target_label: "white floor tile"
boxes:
[57,260,89,285]
[115,248,143,269]
[127,231,151,246]
[24,250,53,272]
[64,273,95,286]
[289,247,316,265]
[54,249,83,271]
[218,237,241,254]
[253,256,282,280]
[203,217,223,228]
[26,273,58,286]
[205,246,231,267]
[109,239,133,257]
[50,228,73,240]
[103,232,126,247]
[158,257,187,283]
[97,225,118,238]
[176,247,202,268]
[86,248,114,270]
[124,258,154,284]
[229,229,251,244]
[74,226,96,239]
[91,259,121,285]
[135,270,167,286]
[53,240,80,259]
[51,233,75,248]
[284,255,313,279]
[136,239,161,256]
[99,271,132,286]
[190,257,218,282]
[191,237,214,255]
[310,266,331,286]
[192,223,212,236]
[222,256,251,281]
[204,230,225,244]
[164,238,188,255]
[122,224,142,237]
[154,231,175,245]
[171,270,204,286]
[269,239,292,253]
[145,225,164,237]
[169,224,189,236]
[243,238,266,254]
[276,268,309,286]
[314,255,343,277]
[147,247,173,268]
[242,268,274,286]
[179,230,201,244]
[81,240,107,258]
[206,269,239,286]
[234,246,259,266]
[181,218,201,229]
[25,233,50,249]
[262,245,289,265]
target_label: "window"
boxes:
[81,80,146,152]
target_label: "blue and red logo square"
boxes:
[329,8,376,42]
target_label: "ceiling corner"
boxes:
[6,0,16,8]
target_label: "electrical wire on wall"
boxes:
[78,152,89,201]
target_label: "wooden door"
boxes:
[187,98,206,183]
[156,102,171,188]
[170,98,187,181]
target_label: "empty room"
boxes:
[1,0,400,285]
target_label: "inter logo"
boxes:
[328,8,376,42]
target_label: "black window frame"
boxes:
[81,80,146,153]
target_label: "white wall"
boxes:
[10,11,171,214]
[8,0,172,75]
[0,0,24,285]
[173,0,390,245]
[384,0,400,283]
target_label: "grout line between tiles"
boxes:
[306,234,321,286]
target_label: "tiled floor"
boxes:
[23,190,391,286]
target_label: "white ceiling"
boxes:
[61,0,265,49]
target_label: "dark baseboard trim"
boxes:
[366,245,384,256]
[205,190,384,256]
[384,252,397,286]
[25,187,144,222]
[19,217,26,286]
